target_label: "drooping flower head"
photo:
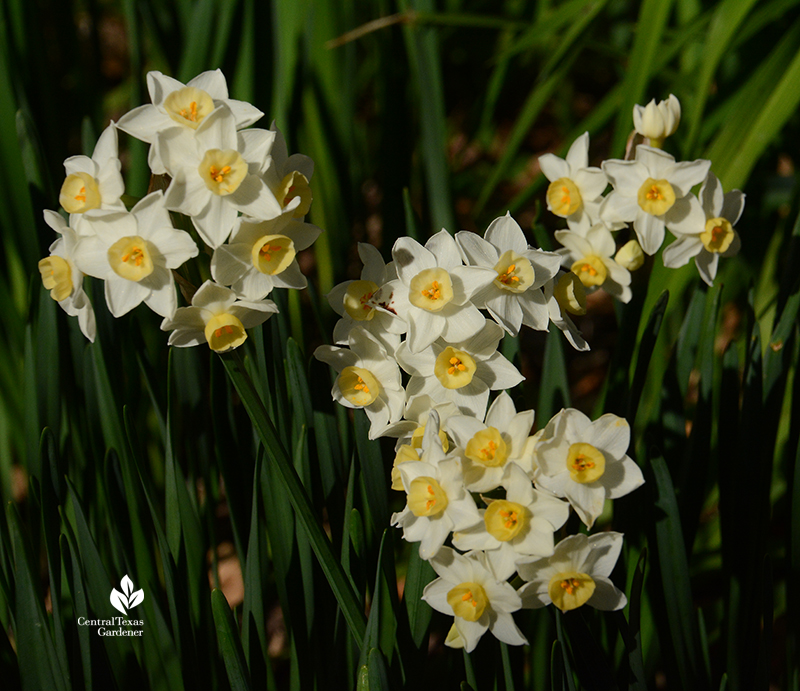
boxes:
[161,280,277,352]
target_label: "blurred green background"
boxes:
[1,0,800,689]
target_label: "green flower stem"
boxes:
[220,349,367,644]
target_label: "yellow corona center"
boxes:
[276,171,313,218]
[199,149,248,195]
[251,234,296,275]
[163,87,215,129]
[338,366,380,407]
[343,280,379,321]
[38,256,73,302]
[700,217,734,253]
[410,424,450,452]
[548,571,596,611]
[570,255,608,288]
[434,347,477,390]
[59,172,101,214]
[465,427,508,468]
[447,582,488,622]
[391,444,420,491]
[554,272,587,315]
[637,177,676,216]
[408,268,454,312]
[493,250,535,293]
[407,476,448,517]
[546,177,583,217]
[107,235,154,282]
[566,442,606,483]
[484,499,528,542]
[204,313,247,352]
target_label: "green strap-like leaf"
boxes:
[220,351,367,644]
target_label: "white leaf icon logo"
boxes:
[110,575,145,616]
[110,588,128,615]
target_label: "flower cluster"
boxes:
[315,220,646,651]
[38,70,321,348]
[543,95,744,290]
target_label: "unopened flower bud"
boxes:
[614,240,645,271]
[632,94,681,146]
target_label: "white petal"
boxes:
[393,236,436,285]
[192,197,239,248]
[195,104,238,151]
[565,132,589,171]
[105,277,149,317]
[695,250,719,286]
[456,231,498,268]
[230,176,282,220]
[603,456,644,499]
[484,212,528,255]
[407,309,445,353]
[665,159,711,198]
[147,71,185,106]
[663,235,702,268]
[587,577,627,610]
[440,303,485,343]
[587,414,630,459]
[425,229,462,269]
[633,211,665,255]
[665,195,705,236]
[116,104,171,143]
[187,69,229,99]
[143,279,177,318]
[538,154,569,182]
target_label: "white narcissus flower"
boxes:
[517,532,627,612]
[662,172,744,286]
[396,321,524,419]
[391,416,481,559]
[326,242,406,354]
[73,191,198,318]
[384,230,496,353]
[161,280,277,352]
[452,464,570,580]
[538,133,608,231]
[555,224,632,303]
[261,123,315,220]
[447,391,537,492]
[314,327,405,439]
[422,547,527,652]
[600,146,710,255]
[211,213,321,300]
[59,123,125,218]
[544,272,589,352]
[117,70,263,175]
[632,95,681,146]
[533,408,644,528]
[455,213,562,335]
[38,211,96,342]
[159,104,281,248]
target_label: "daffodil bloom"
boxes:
[38,211,96,342]
[533,408,644,528]
[261,123,315,219]
[600,146,710,255]
[210,213,322,300]
[391,416,481,559]
[662,173,744,285]
[455,213,562,335]
[446,392,537,491]
[158,104,282,248]
[421,547,527,652]
[555,224,632,303]
[117,70,263,175]
[543,273,589,352]
[59,123,125,219]
[314,327,405,439]
[73,191,198,318]
[517,532,627,612]
[326,242,406,354]
[374,393,458,456]
[452,464,570,580]
[538,133,608,231]
[396,321,524,419]
[632,95,681,147]
[385,230,496,353]
[161,280,277,352]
